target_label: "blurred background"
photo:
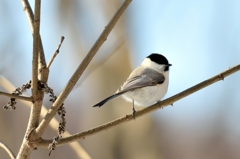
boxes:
[0,0,240,159]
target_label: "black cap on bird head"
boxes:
[147,53,172,71]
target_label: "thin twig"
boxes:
[0,75,92,159]
[0,140,16,159]
[20,0,46,67]
[47,36,65,69]
[35,0,132,137]
[37,63,240,147]
[0,91,32,101]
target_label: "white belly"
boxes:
[121,79,169,106]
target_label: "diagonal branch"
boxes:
[37,63,240,147]
[0,140,16,159]
[0,91,32,101]
[74,35,127,88]
[35,0,132,138]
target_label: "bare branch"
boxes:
[16,1,44,159]
[0,75,91,159]
[20,0,46,67]
[35,0,132,138]
[0,91,32,101]
[0,75,92,159]
[0,140,16,159]
[37,63,240,147]
[31,0,41,100]
[47,36,65,69]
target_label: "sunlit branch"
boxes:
[37,63,240,147]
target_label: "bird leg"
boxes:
[157,100,161,107]
[132,99,136,119]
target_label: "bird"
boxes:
[93,53,172,118]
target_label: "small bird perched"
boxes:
[93,53,172,118]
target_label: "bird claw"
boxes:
[132,108,136,120]
[132,99,136,120]
[218,74,224,80]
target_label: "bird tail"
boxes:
[93,93,122,107]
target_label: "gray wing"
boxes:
[93,67,165,107]
[116,67,165,94]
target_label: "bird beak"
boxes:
[168,64,172,66]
